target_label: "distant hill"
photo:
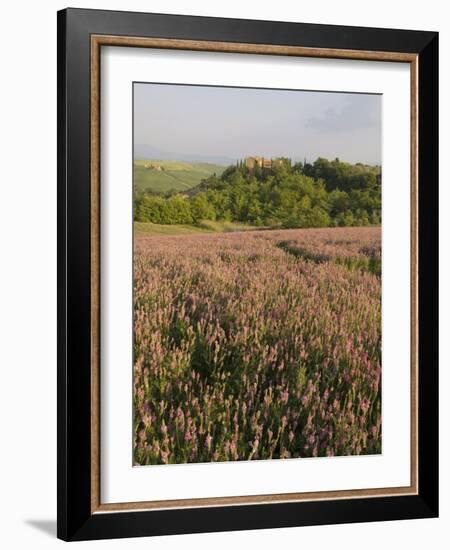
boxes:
[134,144,236,166]
[134,159,225,194]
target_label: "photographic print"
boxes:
[132,82,382,466]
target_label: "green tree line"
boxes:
[134,157,381,228]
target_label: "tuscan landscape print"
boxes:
[133,83,382,465]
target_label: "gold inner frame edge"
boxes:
[90,35,419,514]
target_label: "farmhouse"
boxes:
[144,162,163,171]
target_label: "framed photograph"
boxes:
[57,8,438,541]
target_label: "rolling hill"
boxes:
[134,159,225,194]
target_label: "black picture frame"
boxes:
[57,7,438,541]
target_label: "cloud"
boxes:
[305,97,380,132]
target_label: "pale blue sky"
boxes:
[134,83,381,165]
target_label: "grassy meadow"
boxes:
[133,226,381,465]
[134,159,225,194]
[134,220,256,236]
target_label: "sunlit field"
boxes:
[133,227,381,465]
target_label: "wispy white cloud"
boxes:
[305,97,380,132]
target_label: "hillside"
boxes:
[134,159,225,194]
[134,157,381,229]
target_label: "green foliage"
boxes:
[308,157,380,193]
[190,193,217,222]
[134,195,193,224]
[134,157,381,228]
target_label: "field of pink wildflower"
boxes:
[133,227,381,465]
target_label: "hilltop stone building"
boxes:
[244,156,285,172]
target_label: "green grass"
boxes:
[134,159,225,194]
[335,255,381,277]
[135,220,257,235]
[277,240,381,276]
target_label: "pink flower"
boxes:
[160,450,170,464]
[280,389,289,404]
